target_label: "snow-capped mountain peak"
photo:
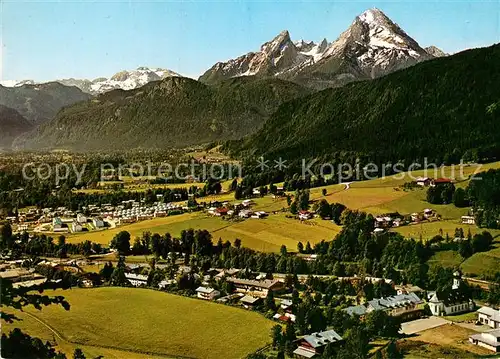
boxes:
[2,67,181,95]
[90,67,181,94]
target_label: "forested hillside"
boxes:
[19,76,310,151]
[0,106,33,149]
[228,44,500,165]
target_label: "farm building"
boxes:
[416,177,432,186]
[298,210,313,220]
[469,329,500,352]
[477,306,500,329]
[293,329,343,358]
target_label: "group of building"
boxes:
[206,200,269,220]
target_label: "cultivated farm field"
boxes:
[6,287,275,359]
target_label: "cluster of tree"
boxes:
[0,277,70,358]
[467,169,500,228]
[457,231,494,259]
[426,183,455,205]
[313,200,347,223]
[289,189,310,214]
[0,225,103,260]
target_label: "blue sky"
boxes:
[1,0,499,81]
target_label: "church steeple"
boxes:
[452,270,462,290]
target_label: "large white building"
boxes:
[428,271,475,316]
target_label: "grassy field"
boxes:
[5,287,275,359]
[460,242,500,278]
[428,250,464,269]
[68,211,341,252]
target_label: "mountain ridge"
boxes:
[200,8,444,89]
[16,76,311,151]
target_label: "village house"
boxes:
[251,211,268,219]
[125,273,148,287]
[416,177,432,186]
[410,212,420,222]
[428,271,475,316]
[195,286,220,300]
[293,329,343,358]
[462,215,476,225]
[52,217,63,230]
[239,209,253,218]
[423,208,433,218]
[92,217,105,228]
[242,199,253,207]
[344,293,422,319]
[477,306,500,328]
[226,278,284,296]
[71,221,83,233]
[298,210,313,220]
[280,298,293,311]
[214,208,229,217]
[76,213,87,224]
[273,312,296,323]
[470,329,500,352]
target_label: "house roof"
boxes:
[433,178,453,184]
[125,273,148,281]
[226,277,283,289]
[344,304,367,316]
[293,347,316,358]
[345,293,422,316]
[302,330,343,348]
[240,295,261,304]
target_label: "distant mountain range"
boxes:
[200,8,446,89]
[4,8,495,155]
[2,67,181,95]
[0,82,92,124]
